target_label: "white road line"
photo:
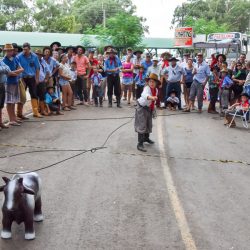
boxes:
[157,116,197,250]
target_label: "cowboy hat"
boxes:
[65,45,76,52]
[161,51,172,58]
[146,73,161,85]
[50,41,61,48]
[133,50,143,55]
[12,43,23,52]
[106,48,117,54]
[152,56,159,61]
[104,45,114,51]
[167,57,179,62]
[88,48,95,53]
[3,44,14,51]
[241,92,250,98]
[76,45,86,53]
[55,47,65,53]
[216,53,226,61]
[35,49,43,56]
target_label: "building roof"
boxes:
[0,31,175,49]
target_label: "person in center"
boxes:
[134,73,159,152]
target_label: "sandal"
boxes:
[0,123,9,129]
[9,121,20,126]
[62,107,71,111]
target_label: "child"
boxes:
[208,67,219,114]
[91,66,103,107]
[219,68,233,112]
[69,61,77,106]
[166,90,179,111]
[45,86,63,115]
[134,73,159,152]
[134,66,146,99]
[224,93,249,127]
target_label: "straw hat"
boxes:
[152,56,159,61]
[3,44,14,51]
[35,49,43,56]
[146,73,161,85]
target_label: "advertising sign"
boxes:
[174,27,193,47]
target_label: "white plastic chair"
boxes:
[227,106,250,128]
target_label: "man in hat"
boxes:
[73,45,90,106]
[50,42,61,51]
[2,44,24,126]
[181,52,191,68]
[184,53,210,113]
[141,53,153,73]
[35,49,50,116]
[164,57,186,110]
[121,47,135,63]
[104,48,122,107]
[147,56,161,78]
[17,42,42,118]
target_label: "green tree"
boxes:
[172,0,250,33]
[85,12,147,48]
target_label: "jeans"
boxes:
[166,82,182,109]
[75,76,88,102]
[23,77,38,99]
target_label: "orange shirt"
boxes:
[73,55,89,75]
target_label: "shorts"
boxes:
[5,83,20,104]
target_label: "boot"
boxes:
[144,133,155,144]
[99,97,103,107]
[40,101,49,116]
[16,103,29,120]
[117,97,122,108]
[137,133,147,152]
[94,98,98,107]
[108,96,112,107]
[31,99,43,118]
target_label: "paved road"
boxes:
[0,103,249,250]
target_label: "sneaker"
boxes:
[183,109,190,112]
[137,143,147,152]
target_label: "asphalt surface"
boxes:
[0,102,250,250]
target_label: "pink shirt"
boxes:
[122,62,133,78]
[73,55,89,75]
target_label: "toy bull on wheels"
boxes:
[0,172,43,240]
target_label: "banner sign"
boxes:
[174,27,193,47]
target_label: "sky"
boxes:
[132,0,187,38]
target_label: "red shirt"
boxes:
[88,58,98,78]
[241,100,249,109]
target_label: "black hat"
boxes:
[65,45,76,52]
[169,89,178,95]
[104,45,114,52]
[12,43,23,52]
[50,41,61,48]
[76,45,86,53]
[133,50,143,55]
[216,53,226,61]
[241,92,250,98]
[55,47,65,53]
[167,57,179,62]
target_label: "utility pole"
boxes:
[102,1,106,28]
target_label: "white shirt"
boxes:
[147,65,162,79]
[138,86,158,107]
[132,57,143,74]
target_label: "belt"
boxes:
[168,81,180,84]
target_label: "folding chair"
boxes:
[226,106,250,128]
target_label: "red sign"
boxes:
[174,27,193,47]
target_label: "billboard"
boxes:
[174,27,193,47]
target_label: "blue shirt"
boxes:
[134,72,146,86]
[45,92,58,105]
[91,73,102,86]
[184,67,193,83]
[43,57,59,76]
[222,75,233,88]
[141,60,153,73]
[193,61,210,84]
[39,58,49,82]
[2,56,20,85]
[104,56,122,75]
[165,65,186,82]
[0,60,11,84]
[17,52,40,77]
